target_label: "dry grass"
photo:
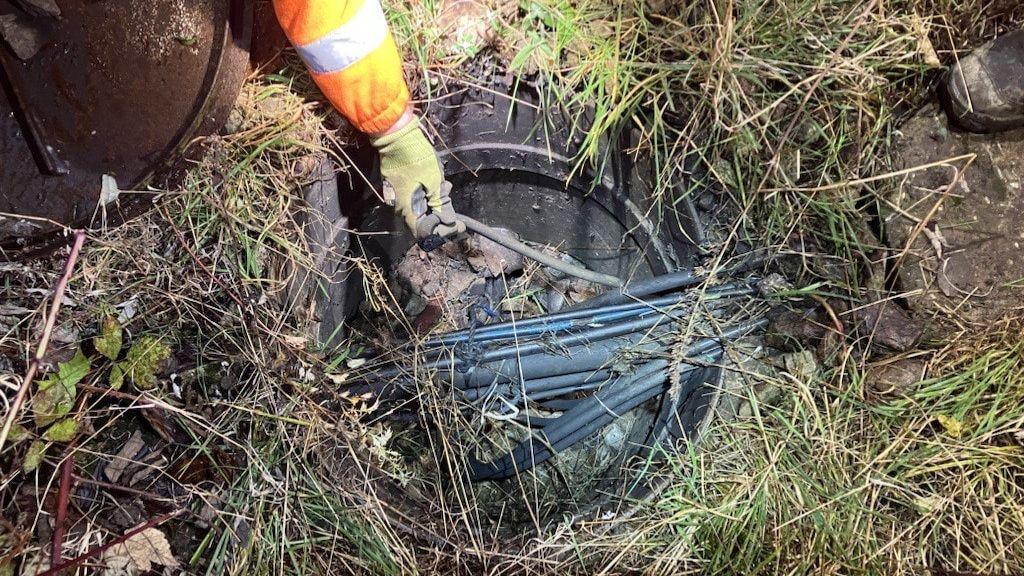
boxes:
[2,0,1024,574]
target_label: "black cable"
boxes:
[450,334,664,389]
[421,282,756,349]
[467,319,768,480]
[470,363,667,480]
[573,269,701,311]
[478,313,675,363]
[473,293,746,364]
[471,365,709,481]
[571,253,768,311]
[460,369,614,402]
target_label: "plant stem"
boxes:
[0,229,86,453]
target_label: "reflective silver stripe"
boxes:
[295,0,389,75]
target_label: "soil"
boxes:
[886,104,1024,325]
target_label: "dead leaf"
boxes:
[913,494,944,514]
[104,431,146,483]
[910,12,942,68]
[100,527,178,576]
[936,414,964,438]
[282,335,307,348]
[326,372,350,385]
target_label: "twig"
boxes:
[0,229,86,452]
[36,509,183,576]
[72,474,185,505]
[50,440,77,568]
[51,390,92,568]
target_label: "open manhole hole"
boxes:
[297,69,763,525]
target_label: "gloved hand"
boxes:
[371,116,465,240]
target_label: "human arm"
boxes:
[271,0,463,238]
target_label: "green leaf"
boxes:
[121,336,171,390]
[43,418,78,442]
[95,315,123,360]
[109,363,125,390]
[33,373,76,427]
[23,440,46,473]
[58,349,91,388]
[7,423,30,444]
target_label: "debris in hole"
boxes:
[393,228,603,328]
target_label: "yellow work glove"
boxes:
[370,117,465,240]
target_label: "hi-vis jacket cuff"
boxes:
[273,0,412,134]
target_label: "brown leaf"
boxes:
[104,431,145,483]
[100,527,178,575]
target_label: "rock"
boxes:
[714,340,784,421]
[395,247,477,306]
[864,357,929,397]
[462,229,524,277]
[758,273,793,298]
[765,307,830,351]
[852,300,923,352]
[0,13,47,60]
[887,104,1024,324]
[782,350,819,383]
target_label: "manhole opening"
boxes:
[324,73,750,526]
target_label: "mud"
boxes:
[887,104,1024,324]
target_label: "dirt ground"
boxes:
[888,105,1024,325]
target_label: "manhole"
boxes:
[0,0,252,258]
[307,71,752,524]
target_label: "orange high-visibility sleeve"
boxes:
[272,0,411,134]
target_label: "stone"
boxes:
[765,307,830,352]
[851,300,924,352]
[0,13,46,60]
[461,229,525,277]
[864,356,929,397]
